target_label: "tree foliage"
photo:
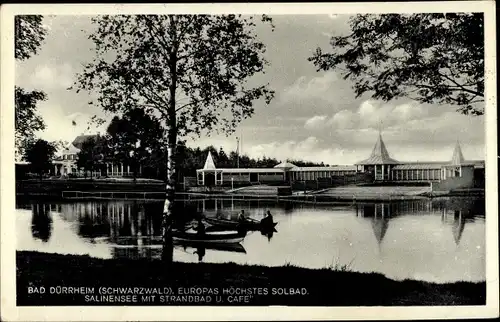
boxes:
[76,136,106,178]
[75,14,275,261]
[15,15,48,159]
[15,15,47,60]
[76,14,274,137]
[15,87,47,159]
[309,13,484,115]
[105,108,165,179]
[24,139,57,179]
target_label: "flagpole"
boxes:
[236,137,240,168]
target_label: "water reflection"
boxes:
[31,204,53,243]
[261,228,276,242]
[24,198,483,249]
[195,247,205,262]
[16,197,485,283]
[352,201,474,246]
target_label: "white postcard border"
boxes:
[1,2,498,321]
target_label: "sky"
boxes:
[15,14,485,165]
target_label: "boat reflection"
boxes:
[177,242,247,262]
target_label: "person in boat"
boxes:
[261,210,274,227]
[195,218,206,236]
[237,210,247,223]
[236,210,248,234]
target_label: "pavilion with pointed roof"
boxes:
[354,133,479,189]
[355,133,400,181]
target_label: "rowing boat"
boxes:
[204,217,277,231]
[172,228,246,244]
[174,240,247,254]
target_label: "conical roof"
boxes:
[450,141,465,165]
[203,152,216,170]
[274,161,297,169]
[452,215,465,245]
[356,134,399,165]
[372,218,389,244]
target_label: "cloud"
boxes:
[245,136,365,165]
[29,63,74,90]
[325,100,431,131]
[297,99,484,161]
[280,72,344,105]
[304,115,328,130]
[328,109,358,129]
[35,102,110,144]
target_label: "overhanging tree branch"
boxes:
[309,13,484,115]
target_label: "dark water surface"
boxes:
[16,197,485,283]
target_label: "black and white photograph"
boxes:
[1,2,498,321]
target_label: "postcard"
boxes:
[1,2,498,321]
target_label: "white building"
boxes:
[53,134,141,178]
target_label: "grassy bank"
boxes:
[17,251,485,306]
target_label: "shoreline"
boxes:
[16,191,483,202]
[15,179,483,201]
[16,251,485,306]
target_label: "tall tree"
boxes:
[75,15,274,263]
[309,13,484,115]
[15,87,46,160]
[15,15,48,159]
[24,139,57,180]
[76,136,106,179]
[106,109,165,181]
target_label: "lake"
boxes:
[16,197,485,284]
